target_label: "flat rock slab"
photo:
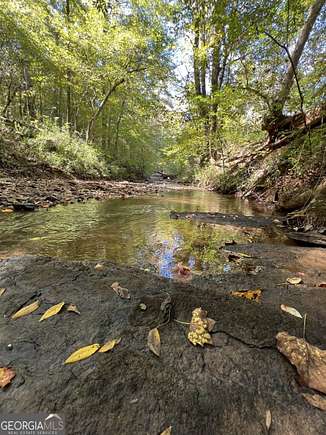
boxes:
[170,211,274,229]
[285,231,326,248]
[0,255,326,434]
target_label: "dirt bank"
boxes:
[0,177,180,211]
[1,245,326,434]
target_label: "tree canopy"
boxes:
[0,0,325,179]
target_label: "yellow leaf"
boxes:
[39,301,65,322]
[187,307,214,347]
[148,328,160,357]
[231,289,261,302]
[65,344,100,364]
[0,288,6,296]
[67,303,81,315]
[286,277,302,285]
[160,426,172,435]
[1,208,13,213]
[280,304,302,319]
[0,367,15,388]
[11,300,40,320]
[99,337,121,353]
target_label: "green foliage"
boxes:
[27,122,108,177]
[196,165,222,189]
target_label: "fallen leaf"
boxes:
[0,288,6,296]
[111,282,130,299]
[1,208,13,213]
[67,304,81,315]
[227,251,252,262]
[231,289,261,302]
[99,337,121,353]
[39,301,65,322]
[318,282,326,288]
[302,393,326,411]
[160,427,172,435]
[65,344,100,364]
[280,304,303,319]
[266,409,272,430]
[276,332,326,394]
[11,300,40,320]
[188,307,215,347]
[174,263,191,276]
[148,328,160,356]
[94,263,104,271]
[286,277,302,285]
[0,367,15,388]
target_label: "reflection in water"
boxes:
[0,190,275,277]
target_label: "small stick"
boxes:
[303,313,307,340]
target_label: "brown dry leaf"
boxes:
[0,367,15,388]
[67,304,81,315]
[265,409,272,430]
[11,300,40,320]
[276,332,326,394]
[302,393,326,411]
[280,304,303,319]
[1,208,13,213]
[231,289,261,302]
[286,277,303,285]
[94,263,104,271]
[99,337,121,353]
[65,344,100,364]
[0,288,6,296]
[148,328,160,357]
[318,282,326,288]
[39,301,65,322]
[227,251,252,262]
[188,307,215,347]
[174,263,191,277]
[160,426,172,435]
[111,282,130,299]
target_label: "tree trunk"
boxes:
[273,0,325,115]
[86,78,125,142]
[66,0,72,129]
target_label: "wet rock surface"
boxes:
[0,177,171,211]
[1,245,326,435]
[170,210,274,228]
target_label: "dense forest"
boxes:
[0,0,325,190]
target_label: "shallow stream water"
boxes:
[0,189,279,278]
